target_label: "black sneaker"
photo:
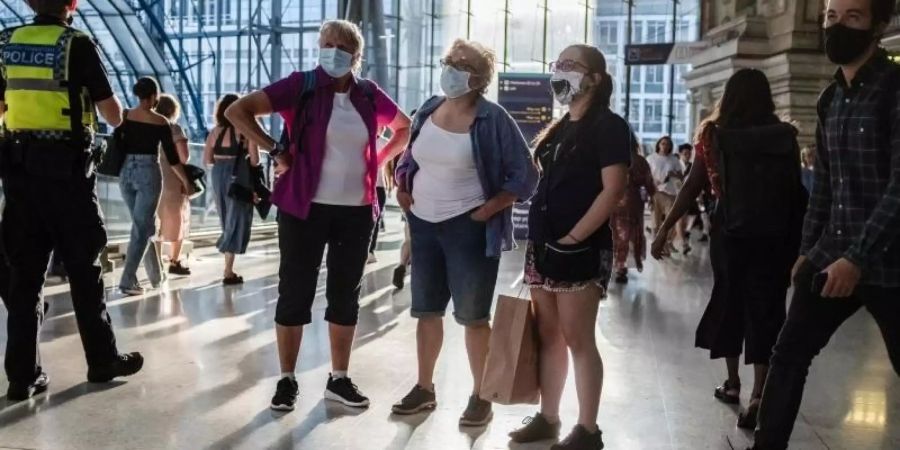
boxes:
[168,261,191,276]
[87,352,144,383]
[392,265,406,290]
[7,372,50,402]
[614,270,628,284]
[459,394,493,427]
[552,425,604,450]
[270,377,299,411]
[325,374,370,408]
[509,412,561,443]
[392,384,437,415]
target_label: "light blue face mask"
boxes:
[440,66,473,98]
[319,47,353,78]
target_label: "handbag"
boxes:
[480,294,540,405]
[227,146,273,219]
[183,163,207,200]
[96,110,128,177]
[533,142,601,282]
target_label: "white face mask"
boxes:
[440,66,473,98]
[319,47,353,78]
[550,71,585,105]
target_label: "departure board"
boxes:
[497,73,554,143]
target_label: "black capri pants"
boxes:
[275,203,374,327]
[695,208,796,364]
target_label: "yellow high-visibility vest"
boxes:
[0,24,96,139]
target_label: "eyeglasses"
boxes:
[440,58,477,74]
[549,59,589,73]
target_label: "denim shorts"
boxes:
[408,211,500,326]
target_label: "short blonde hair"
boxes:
[155,94,181,122]
[320,20,365,73]
[445,39,496,94]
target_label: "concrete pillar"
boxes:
[685,0,832,146]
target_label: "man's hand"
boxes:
[397,191,413,211]
[820,258,861,298]
[650,227,672,260]
[470,206,491,222]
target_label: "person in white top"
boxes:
[391,39,539,426]
[646,136,686,252]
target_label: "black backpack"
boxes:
[712,122,804,238]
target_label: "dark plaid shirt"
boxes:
[804,51,900,287]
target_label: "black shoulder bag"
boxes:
[96,110,128,177]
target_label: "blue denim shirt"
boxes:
[396,96,539,258]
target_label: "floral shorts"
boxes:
[523,241,613,295]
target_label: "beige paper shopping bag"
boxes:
[480,295,540,405]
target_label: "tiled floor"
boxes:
[0,212,897,449]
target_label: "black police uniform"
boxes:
[0,15,120,387]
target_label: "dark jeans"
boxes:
[369,187,387,254]
[275,203,374,327]
[3,173,118,384]
[754,262,900,449]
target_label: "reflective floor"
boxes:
[1,211,897,450]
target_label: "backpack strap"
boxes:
[279,69,318,152]
[357,78,377,113]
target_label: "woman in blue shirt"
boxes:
[391,39,538,427]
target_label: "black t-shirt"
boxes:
[0,15,114,103]
[528,109,632,249]
[120,119,180,165]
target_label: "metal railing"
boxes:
[94,135,277,243]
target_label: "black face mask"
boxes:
[824,23,875,65]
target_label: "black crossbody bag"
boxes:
[533,141,602,282]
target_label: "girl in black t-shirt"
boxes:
[510,45,630,449]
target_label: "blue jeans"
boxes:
[408,211,500,326]
[212,159,253,254]
[118,155,163,289]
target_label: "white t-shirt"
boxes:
[313,93,369,206]
[647,152,685,196]
[411,117,485,223]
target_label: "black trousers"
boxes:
[3,173,118,384]
[275,203,374,327]
[754,262,900,449]
[0,221,10,306]
[696,217,793,364]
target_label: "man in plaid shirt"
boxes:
[751,1,900,449]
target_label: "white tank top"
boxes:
[410,117,485,222]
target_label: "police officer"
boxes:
[0,0,143,401]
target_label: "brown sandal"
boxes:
[714,379,741,404]
[737,396,761,429]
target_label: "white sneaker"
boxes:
[120,285,145,296]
